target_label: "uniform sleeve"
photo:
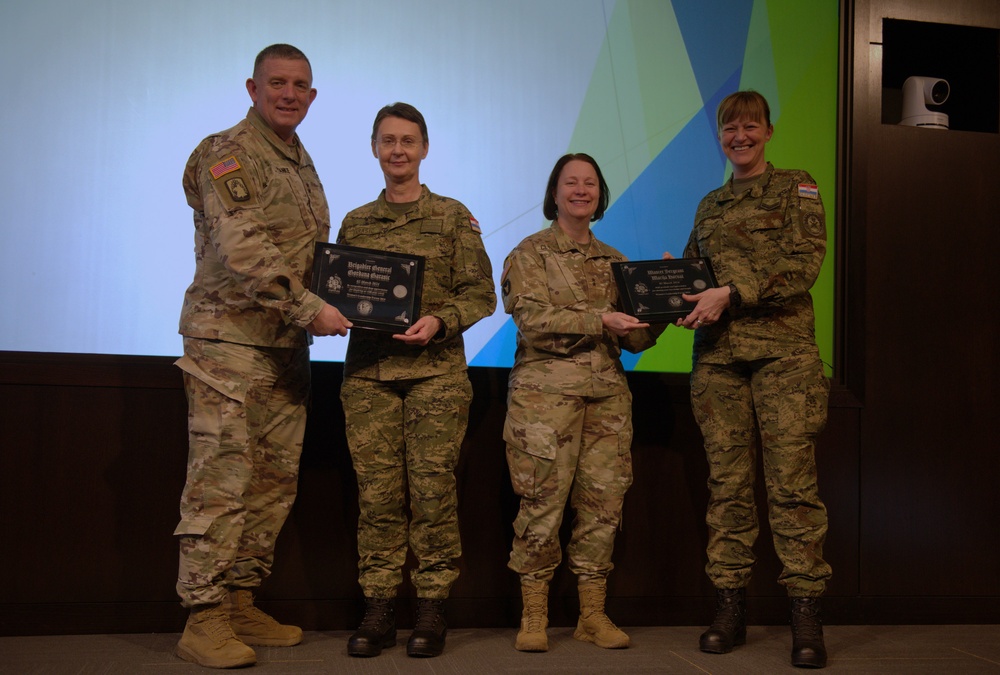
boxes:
[502,243,604,355]
[740,171,826,308]
[681,207,703,259]
[431,211,497,340]
[185,144,325,327]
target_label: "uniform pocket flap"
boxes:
[172,514,215,537]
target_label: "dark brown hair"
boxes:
[371,102,428,144]
[542,153,610,222]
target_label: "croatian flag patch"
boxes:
[469,216,482,234]
[798,183,819,199]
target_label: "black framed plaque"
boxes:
[311,243,424,332]
[612,257,718,322]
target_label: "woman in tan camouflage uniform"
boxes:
[500,153,661,653]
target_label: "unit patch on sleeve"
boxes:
[225,177,251,202]
[804,212,824,236]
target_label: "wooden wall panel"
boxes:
[0,355,860,634]
[850,0,1000,601]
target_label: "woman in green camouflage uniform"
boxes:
[677,90,831,669]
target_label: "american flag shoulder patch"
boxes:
[469,216,482,234]
[798,183,819,199]
[210,156,241,179]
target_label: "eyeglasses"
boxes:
[377,137,421,150]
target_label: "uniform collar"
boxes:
[719,162,775,203]
[548,221,611,257]
[246,107,303,163]
[372,184,432,221]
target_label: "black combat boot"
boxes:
[699,588,747,654]
[347,597,396,657]
[790,597,827,668]
[406,598,447,657]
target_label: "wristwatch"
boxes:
[727,283,741,308]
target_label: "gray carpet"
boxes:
[2,625,999,673]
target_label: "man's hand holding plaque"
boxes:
[306,303,353,337]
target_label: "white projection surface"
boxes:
[0,0,616,362]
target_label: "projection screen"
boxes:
[0,0,839,374]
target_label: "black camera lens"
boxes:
[930,80,949,104]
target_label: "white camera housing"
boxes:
[900,76,950,129]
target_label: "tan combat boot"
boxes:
[176,604,256,668]
[573,578,630,649]
[225,589,303,647]
[515,578,549,652]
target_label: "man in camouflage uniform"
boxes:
[678,90,831,668]
[174,44,350,669]
[501,153,662,653]
[337,102,495,659]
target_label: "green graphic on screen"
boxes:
[471,0,838,375]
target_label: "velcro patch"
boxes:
[804,213,823,236]
[225,177,251,202]
[798,183,819,199]
[469,216,482,234]
[210,156,241,179]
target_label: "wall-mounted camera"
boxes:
[899,76,950,129]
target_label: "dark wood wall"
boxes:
[846,0,1000,611]
[1,0,998,636]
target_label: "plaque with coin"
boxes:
[310,243,424,332]
[611,257,718,322]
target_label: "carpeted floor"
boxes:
[2,624,999,673]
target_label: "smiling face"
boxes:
[553,159,601,224]
[371,115,428,187]
[246,57,316,144]
[719,116,773,179]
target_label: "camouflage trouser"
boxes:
[340,370,472,599]
[691,352,831,596]
[504,388,633,582]
[173,337,310,608]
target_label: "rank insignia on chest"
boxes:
[798,183,819,199]
[210,156,241,179]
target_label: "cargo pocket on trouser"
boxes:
[587,392,633,527]
[503,405,558,499]
[503,392,563,541]
[614,411,635,496]
[689,364,713,430]
[504,391,569,576]
[174,513,225,603]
